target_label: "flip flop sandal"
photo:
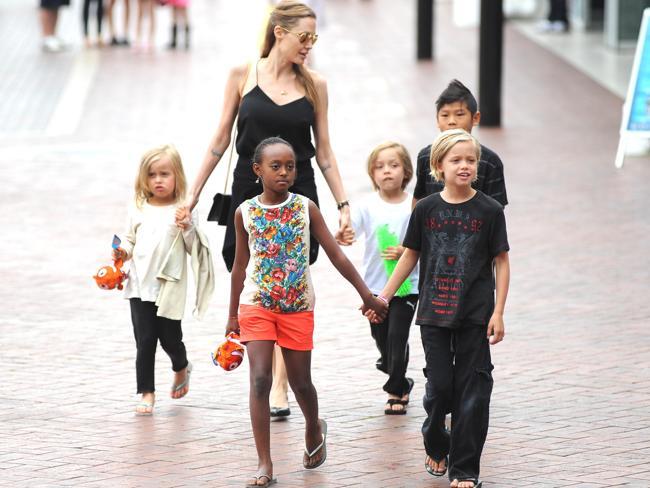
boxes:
[303,419,327,469]
[424,454,448,477]
[384,398,408,415]
[453,478,482,487]
[403,377,414,405]
[244,473,276,487]
[171,361,192,398]
[135,401,154,416]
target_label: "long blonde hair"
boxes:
[261,1,319,108]
[135,144,187,208]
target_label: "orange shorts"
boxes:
[238,304,314,351]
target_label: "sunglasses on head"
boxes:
[280,26,318,45]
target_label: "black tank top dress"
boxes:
[221,72,319,271]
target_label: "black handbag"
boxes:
[207,193,231,225]
[207,124,237,226]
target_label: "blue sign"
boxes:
[624,9,650,133]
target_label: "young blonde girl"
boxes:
[337,142,419,415]
[113,144,214,415]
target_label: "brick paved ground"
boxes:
[1,0,650,487]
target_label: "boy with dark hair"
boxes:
[413,79,508,208]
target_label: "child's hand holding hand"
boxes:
[381,245,404,261]
[337,208,352,245]
[364,309,382,324]
[361,295,388,323]
[112,247,127,261]
[175,207,192,230]
[487,312,505,345]
[335,227,355,246]
[225,317,240,336]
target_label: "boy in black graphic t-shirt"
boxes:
[410,195,507,328]
[368,129,510,488]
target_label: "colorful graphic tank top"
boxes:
[240,193,314,312]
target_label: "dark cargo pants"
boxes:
[420,324,493,481]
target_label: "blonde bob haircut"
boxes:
[366,141,413,191]
[261,1,319,108]
[429,129,481,183]
[135,144,187,208]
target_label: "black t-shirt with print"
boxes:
[403,191,509,328]
[413,143,508,206]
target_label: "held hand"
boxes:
[335,227,355,246]
[361,295,388,322]
[337,207,353,246]
[364,309,382,324]
[112,247,127,261]
[175,207,191,230]
[225,318,240,336]
[487,313,505,345]
[381,245,403,261]
[363,303,386,324]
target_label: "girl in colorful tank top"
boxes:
[239,192,315,313]
[225,137,388,486]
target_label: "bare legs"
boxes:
[281,347,323,462]
[106,0,131,45]
[40,8,58,37]
[246,341,325,482]
[40,7,67,52]
[246,341,275,481]
[270,345,289,413]
[135,0,154,49]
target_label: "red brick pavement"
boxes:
[1,0,650,487]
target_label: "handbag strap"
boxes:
[223,123,237,194]
[223,60,254,195]
[223,62,253,194]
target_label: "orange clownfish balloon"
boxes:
[93,258,128,290]
[212,332,245,371]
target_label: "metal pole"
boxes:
[417,0,434,60]
[479,0,503,126]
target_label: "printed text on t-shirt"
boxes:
[426,211,483,319]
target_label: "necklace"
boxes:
[280,90,288,96]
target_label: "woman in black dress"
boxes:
[180,0,350,271]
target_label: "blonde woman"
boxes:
[178,0,351,271]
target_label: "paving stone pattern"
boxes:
[1,0,649,487]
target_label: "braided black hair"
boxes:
[252,137,295,165]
